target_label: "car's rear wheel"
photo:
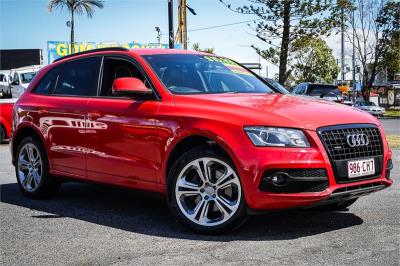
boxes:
[15,136,60,198]
[168,147,247,234]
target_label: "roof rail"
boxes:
[53,47,129,63]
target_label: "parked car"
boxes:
[263,78,289,94]
[353,101,385,116]
[10,65,42,98]
[342,94,354,106]
[0,71,12,98]
[0,98,16,143]
[291,83,343,103]
[10,48,393,234]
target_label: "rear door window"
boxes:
[54,57,101,96]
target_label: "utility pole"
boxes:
[168,0,174,49]
[176,0,188,49]
[341,6,345,83]
[352,9,356,102]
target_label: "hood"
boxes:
[174,93,379,130]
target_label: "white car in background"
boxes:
[353,101,385,116]
[10,65,43,98]
[0,71,12,98]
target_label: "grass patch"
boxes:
[386,135,400,149]
[384,109,400,118]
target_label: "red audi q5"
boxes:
[10,48,393,234]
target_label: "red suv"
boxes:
[11,48,393,234]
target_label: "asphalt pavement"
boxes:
[379,118,399,135]
[1,130,399,265]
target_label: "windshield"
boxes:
[308,85,340,96]
[143,54,275,94]
[359,101,376,106]
[265,78,289,94]
[20,72,36,84]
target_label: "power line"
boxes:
[161,19,261,35]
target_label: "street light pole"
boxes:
[168,0,174,49]
[352,9,356,102]
[341,6,345,83]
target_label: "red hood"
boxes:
[173,93,380,130]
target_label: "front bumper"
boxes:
[234,128,393,211]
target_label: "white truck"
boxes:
[0,70,12,98]
[9,65,43,98]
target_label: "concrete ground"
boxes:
[1,136,399,265]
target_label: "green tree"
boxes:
[290,38,339,84]
[377,1,400,82]
[192,43,215,53]
[345,0,399,100]
[220,0,341,84]
[48,0,104,54]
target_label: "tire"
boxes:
[15,136,60,198]
[167,146,247,234]
[312,198,358,211]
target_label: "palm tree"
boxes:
[48,0,104,54]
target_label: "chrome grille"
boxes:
[319,125,383,161]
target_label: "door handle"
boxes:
[87,112,101,120]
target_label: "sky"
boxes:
[0,0,345,78]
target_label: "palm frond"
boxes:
[74,0,104,18]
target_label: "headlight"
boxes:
[244,127,310,147]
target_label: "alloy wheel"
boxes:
[17,143,43,192]
[175,157,241,227]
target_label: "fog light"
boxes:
[270,172,289,187]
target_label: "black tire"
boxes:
[167,146,247,234]
[0,125,5,144]
[312,198,358,211]
[15,136,60,198]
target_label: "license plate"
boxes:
[347,158,375,178]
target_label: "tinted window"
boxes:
[34,66,61,94]
[143,54,274,94]
[55,57,101,96]
[308,85,339,96]
[20,72,36,84]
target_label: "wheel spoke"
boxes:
[176,179,201,197]
[32,170,41,188]
[23,172,33,187]
[218,177,240,190]
[216,167,234,186]
[193,159,208,184]
[188,199,205,219]
[215,196,235,217]
[198,200,210,223]
[19,158,29,170]
[27,145,35,162]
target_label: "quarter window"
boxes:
[54,57,101,96]
[34,66,61,94]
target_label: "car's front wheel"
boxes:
[168,147,247,234]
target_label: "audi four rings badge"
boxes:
[346,133,370,147]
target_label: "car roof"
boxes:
[128,48,208,56]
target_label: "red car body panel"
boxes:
[10,49,393,211]
[0,99,15,140]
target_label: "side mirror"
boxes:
[11,80,19,86]
[112,77,152,96]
